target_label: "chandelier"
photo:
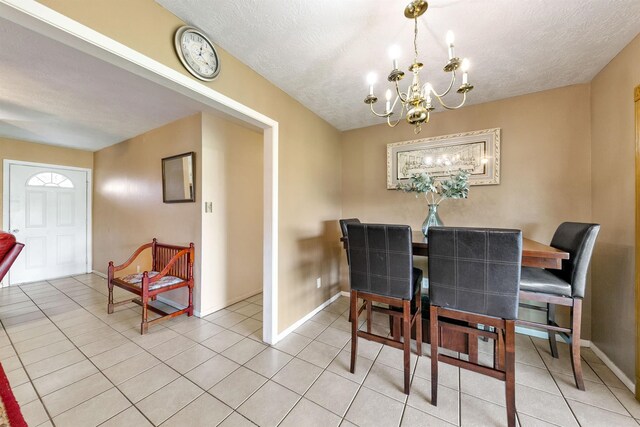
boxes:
[364,0,474,133]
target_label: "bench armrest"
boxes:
[146,247,192,284]
[108,242,154,281]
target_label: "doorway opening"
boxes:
[2,160,92,285]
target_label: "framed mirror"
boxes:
[162,152,195,203]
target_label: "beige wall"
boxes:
[590,34,640,380]
[341,84,593,336]
[39,0,343,331]
[0,137,93,221]
[92,114,201,307]
[199,113,263,313]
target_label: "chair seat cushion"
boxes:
[118,271,184,291]
[0,232,16,261]
[520,267,571,297]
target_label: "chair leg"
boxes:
[495,328,504,371]
[505,320,516,427]
[415,286,422,356]
[350,290,358,374]
[430,305,438,406]
[403,299,411,395]
[393,317,401,340]
[547,303,559,358]
[468,333,479,364]
[366,300,372,334]
[570,298,585,391]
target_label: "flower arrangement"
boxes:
[397,169,470,237]
[397,169,470,205]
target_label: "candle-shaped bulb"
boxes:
[385,89,392,113]
[388,45,401,70]
[366,72,377,95]
[446,30,455,59]
[425,83,433,105]
[461,58,470,84]
[446,31,455,46]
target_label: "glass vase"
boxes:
[422,203,443,238]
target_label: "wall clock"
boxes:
[174,26,221,81]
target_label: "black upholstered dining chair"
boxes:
[340,218,364,323]
[518,222,600,391]
[339,218,360,265]
[346,223,423,395]
[429,227,522,427]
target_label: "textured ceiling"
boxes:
[157,0,640,131]
[0,16,205,151]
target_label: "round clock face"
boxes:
[174,26,220,81]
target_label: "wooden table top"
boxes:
[342,232,569,269]
[411,232,569,256]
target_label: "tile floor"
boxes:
[0,274,639,426]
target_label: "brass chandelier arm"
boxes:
[386,116,402,127]
[430,71,457,98]
[394,81,408,104]
[432,91,468,110]
[369,102,393,118]
[386,101,405,127]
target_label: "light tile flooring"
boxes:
[0,274,639,426]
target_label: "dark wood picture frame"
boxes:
[162,152,195,203]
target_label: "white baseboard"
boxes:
[92,270,261,318]
[197,289,262,318]
[341,291,350,297]
[590,343,635,393]
[276,292,342,342]
[156,295,188,310]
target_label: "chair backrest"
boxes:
[346,223,415,300]
[339,218,360,239]
[0,232,24,282]
[339,218,360,265]
[548,222,600,298]
[428,227,523,320]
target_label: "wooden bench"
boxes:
[108,238,194,334]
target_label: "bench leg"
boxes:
[107,282,114,314]
[188,285,194,316]
[141,295,149,335]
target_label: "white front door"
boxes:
[7,163,88,284]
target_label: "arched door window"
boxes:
[27,172,74,188]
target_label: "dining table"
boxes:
[408,231,569,269]
[340,231,570,269]
[340,228,571,358]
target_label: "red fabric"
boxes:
[0,233,16,261]
[0,362,27,427]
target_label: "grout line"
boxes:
[0,288,56,425]
[529,335,583,427]
[581,355,638,420]
[12,276,157,426]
